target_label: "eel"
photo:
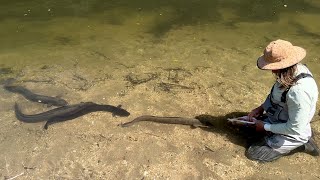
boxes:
[120,115,212,128]
[4,79,68,106]
[15,102,130,129]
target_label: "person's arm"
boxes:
[266,89,312,135]
[248,104,264,121]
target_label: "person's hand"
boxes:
[248,105,264,121]
[254,119,265,132]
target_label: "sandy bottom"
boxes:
[1,59,319,180]
[0,15,320,180]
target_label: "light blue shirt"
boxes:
[264,64,318,142]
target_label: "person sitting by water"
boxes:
[245,39,320,162]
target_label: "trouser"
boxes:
[245,138,284,162]
[245,133,305,162]
[243,114,307,162]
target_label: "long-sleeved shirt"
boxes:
[264,63,318,142]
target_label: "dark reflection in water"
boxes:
[222,0,320,22]
[289,21,320,45]
[1,0,319,37]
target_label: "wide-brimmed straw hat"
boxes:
[257,39,306,70]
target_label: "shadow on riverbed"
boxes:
[196,112,264,148]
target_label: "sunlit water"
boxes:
[1,1,320,106]
[0,1,320,179]
[1,1,319,72]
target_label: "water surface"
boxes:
[1,1,320,179]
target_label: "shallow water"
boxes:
[1,1,320,179]
[1,0,320,70]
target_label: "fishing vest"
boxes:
[262,73,313,124]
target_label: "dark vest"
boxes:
[262,73,313,124]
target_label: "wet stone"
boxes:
[54,36,73,45]
[125,72,159,85]
[155,82,194,93]
[0,67,13,75]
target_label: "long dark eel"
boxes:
[120,115,212,128]
[15,102,130,129]
[4,83,68,106]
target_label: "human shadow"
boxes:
[195,112,265,148]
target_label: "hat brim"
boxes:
[257,46,306,70]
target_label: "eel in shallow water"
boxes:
[15,102,130,129]
[4,79,68,106]
[120,115,212,128]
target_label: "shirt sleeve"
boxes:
[269,88,312,135]
[264,123,271,131]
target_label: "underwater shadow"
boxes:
[2,0,320,40]
[195,111,264,148]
